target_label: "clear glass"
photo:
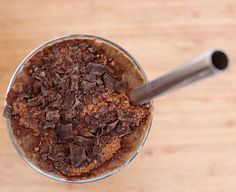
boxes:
[5,34,153,183]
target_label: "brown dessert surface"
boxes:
[3,38,151,179]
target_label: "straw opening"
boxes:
[211,51,228,70]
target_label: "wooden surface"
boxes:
[0,0,236,191]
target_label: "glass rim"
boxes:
[5,34,153,183]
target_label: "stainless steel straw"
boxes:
[129,49,229,105]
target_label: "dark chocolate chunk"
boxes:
[92,145,100,159]
[90,64,105,75]
[116,122,132,137]
[81,81,96,94]
[107,120,119,130]
[46,110,60,122]
[61,111,75,123]
[117,109,125,121]
[73,97,82,109]
[78,42,89,51]
[85,73,97,83]
[62,92,75,110]
[70,145,86,168]
[48,145,65,161]
[73,135,94,145]
[127,117,139,126]
[28,97,42,107]
[70,75,79,91]
[115,81,125,93]
[103,72,115,90]
[83,52,95,63]
[3,105,12,118]
[99,106,109,114]
[97,135,110,146]
[43,122,56,130]
[98,120,118,136]
[48,100,62,109]
[83,94,93,104]
[88,47,97,53]
[56,123,73,139]
[54,160,71,175]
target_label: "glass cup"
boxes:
[5,34,153,183]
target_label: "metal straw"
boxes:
[129,49,229,105]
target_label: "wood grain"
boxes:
[0,0,236,191]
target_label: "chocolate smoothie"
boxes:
[3,36,152,181]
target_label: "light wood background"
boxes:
[0,0,236,191]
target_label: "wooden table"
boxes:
[0,0,236,191]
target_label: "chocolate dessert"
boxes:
[3,37,151,180]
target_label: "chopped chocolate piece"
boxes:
[90,64,105,75]
[61,111,75,123]
[88,47,97,53]
[73,97,82,109]
[116,122,132,137]
[97,135,110,146]
[3,105,12,118]
[103,72,115,89]
[28,97,42,107]
[83,52,95,63]
[92,145,100,159]
[46,110,60,122]
[73,135,94,145]
[78,42,89,51]
[81,132,95,138]
[99,106,109,114]
[83,94,93,104]
[70,75,79,91]
[70,145,86,168]
[55,160,71,175]
[56,123,73,139]
[48,145,65,161]
[107,120,119,130]
[127,117,139,126]
[81,81,96,94]
[85,73,97,83]
[98,120,118,136]
[43,122,55,130]
[117,109,125,121]
[63,92,75,110]
[49,100,61,109]
[115,81,125,93]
